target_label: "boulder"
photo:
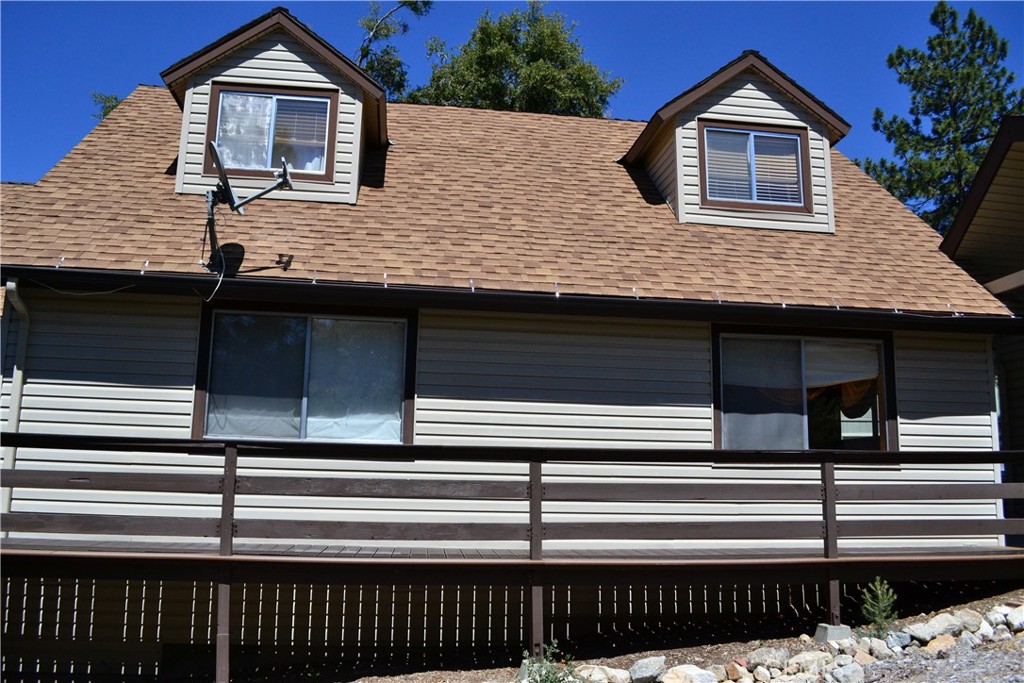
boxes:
[787,651,832,675]
[959,630,981,648]
[923,633,956,656]
[750,666,770,683]
[708,665,727,682]
[575,664,631,683]
[831,663,865,683]
[833,654,854,667]
[724,662,749,680]
[953,608,984,633]
[991,624,1014,642]
[976,619,994,640]
[903,621,935,643]
[747,647,789,671]
[852,650,875,667]
[630,656,667,683]
[1006,605,1024,631]
[985,608,1007,627]
[868,637,894,660]
[885,631,911,650]
[660,665,718,683]
[926,612,961,638]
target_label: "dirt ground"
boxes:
[351,586,1024,683]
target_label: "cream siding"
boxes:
[175,31,363,204]
[675,73,835,233]
[645,127,678,214]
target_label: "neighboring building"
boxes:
[1,8,1020,681]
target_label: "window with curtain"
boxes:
[721,337,884,450]
[701,123,808,210]
[209,85,335,179]
[205,313,406,443]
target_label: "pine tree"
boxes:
[859,1,1024,234]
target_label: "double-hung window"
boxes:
[205,313,406,442]
[699,120,811,212]
[205,84,337,181]
[720,336,885,450]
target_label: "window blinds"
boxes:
[705,127,803,206]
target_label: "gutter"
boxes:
[2,277,31,527]
[1,264,1021,335]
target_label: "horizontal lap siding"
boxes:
[177,31,362,203]
[996,332,1024,449]
[676,74,834,233]
[646,128,677,214]
[7,292,213,541]
[1,304,19,428]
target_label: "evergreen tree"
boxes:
[357,1,433,101]
[406,2,622,118]
[859,1,1024,234]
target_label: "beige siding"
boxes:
[645,127,678,214]
[1,302,19,429]
[675,73,834,233]
[175,31,363,204]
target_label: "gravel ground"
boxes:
[352,587,1024,683]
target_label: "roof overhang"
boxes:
[4,266,1019,335]
[941,116,1024,259]
[160,6,388,148]
[623,51,851,165]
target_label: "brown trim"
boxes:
[697,119,813,214]
[623,50,850,165]
[941,116,1024,256]
[203,83,339,183]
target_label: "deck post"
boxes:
[216,444,238,683]
[528,460,544,657]
[821,460,841,625]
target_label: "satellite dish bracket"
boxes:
[203,141,293,271]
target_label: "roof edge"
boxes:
[624,50,851,165]
[940,115,1024,258]
[3,265,1018,334]
[159,7,388,146]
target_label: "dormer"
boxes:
[160,7,385,205]
[624,51,850,233]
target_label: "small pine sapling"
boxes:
[860,576,898,638]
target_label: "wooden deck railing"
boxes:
[2,432,1023,680]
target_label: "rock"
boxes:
[976,619,994,640]
[923,633,957,655]
[798,634,812,644]
[708,665,728,682]
[852,650,875,667]
[959,630,982,648]
[991,624,1014,642]
[903,621,935,643]
[576,664,631,683]
[831,662,865,683]
[868,637,894,661]
[769,668,782,678]
[725,662,749,680]
[751,666,770,683]
[660,665,718,683]
[517,658,530,683]
[814,623,852,643]
[953,608,984,633]
[630,656,667,683]
[927,612,961,638]
[986,608,1008,627]
[833,654,854,667]
[747,647,789,671]
[787,651,832,674]
[885,631,911,649]
[737,678,754,683]
[1006,605,1024,631]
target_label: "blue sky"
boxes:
[1,1,1021,183]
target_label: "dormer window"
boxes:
[204,84,338,182]
[698,120,812,213]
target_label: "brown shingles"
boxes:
[0,85,1010,317]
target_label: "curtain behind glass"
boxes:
[217,93,272,169]
[721,337,804,449]
[307,319,405,442]
[206,314,306,438]
[272,98,329,173]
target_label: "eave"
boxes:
[623,51,851,165]
[4,266,1019,335]
[159,6,388,148]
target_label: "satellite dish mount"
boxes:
[204,141,292,271]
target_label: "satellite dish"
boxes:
[208,141,244,215]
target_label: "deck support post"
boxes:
[821,461,841,625]
[216,445,238,683]
[528,461,544,657]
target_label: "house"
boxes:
[1,7,1021,681]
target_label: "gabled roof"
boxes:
[160,6,389,147]
[623,50,851,165]
[0,85,1008,320]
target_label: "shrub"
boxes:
[521,640,582,683]
[860,576,899,638]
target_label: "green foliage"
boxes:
[91,92,122,121]
[357,0,433,100]
[521,640,582,683]
[858,1,1024,234]
[859,576,898,638]
[405,1,622,117]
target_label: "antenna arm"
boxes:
[233,160,293,211]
